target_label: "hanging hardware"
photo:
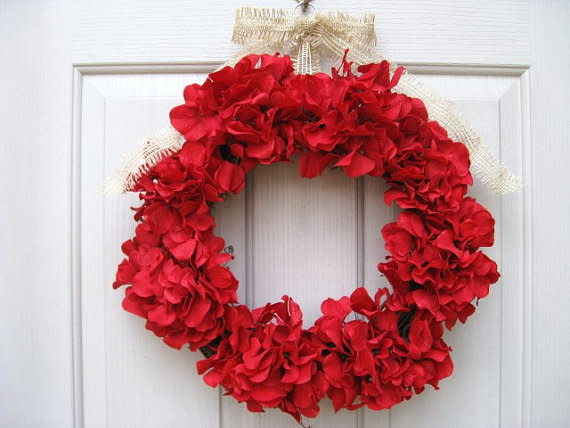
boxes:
[295,0,316,15]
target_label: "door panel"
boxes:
[79,67,526,427]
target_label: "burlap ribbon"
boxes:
[104,7,521,194]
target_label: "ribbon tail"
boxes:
[102,126,185,194]
[294,40,320,75]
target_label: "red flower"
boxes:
[113,213,237,350]
[379,207,499,327]
[311,288,453,412]
[384,121,473,213]
[170,54,297,177]
[197,297,328,422]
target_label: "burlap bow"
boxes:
[229,8,377,75]
[104,8,521,195]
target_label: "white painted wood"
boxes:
[529,2,570,427]
[251,163,358,326]
[71,0,530,66]
[80,77,108,428]
[0,1,75,427]
[497,79,526,428]
[3,1,570,428]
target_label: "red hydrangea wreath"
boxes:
[113,53,499,423]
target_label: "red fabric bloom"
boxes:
[378,203,499,328]
[311,288,453,412]
[113,53,500,424]
[197,297,328,422]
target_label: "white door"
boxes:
[2,1,569,427]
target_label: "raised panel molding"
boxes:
[74,64,529,428]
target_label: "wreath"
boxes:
[113,53,499,423]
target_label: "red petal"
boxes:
[113,259,136,288]
[409,317,433,357]
[299,152,336,178]
[322,353,343,384]
[148,305,176,327]
[163,332,188,349]
[179,140,206,167]
[169,239,197,261]
[337,152,375,177]
[411,290,439,312]
[214,161,246,193]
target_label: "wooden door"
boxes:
[2,1,568,427]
